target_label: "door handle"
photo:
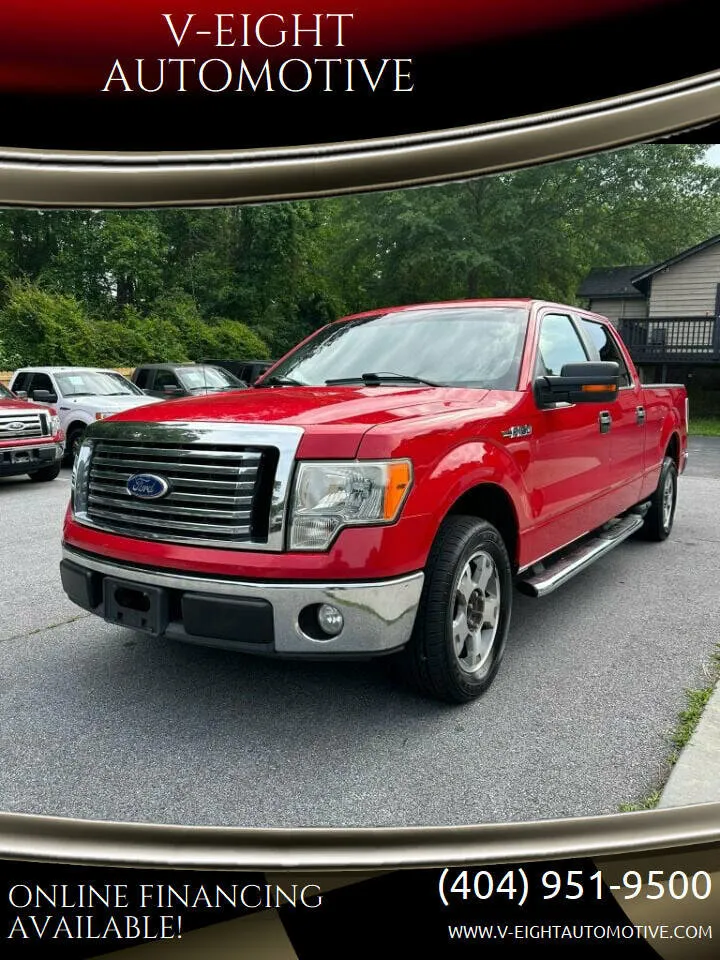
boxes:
[636,405,646,425]
[599,411,612,434]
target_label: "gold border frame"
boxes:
[0,70,719,205]
[2,805,720,869]
[1,63,719,873]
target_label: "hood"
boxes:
[103,385,492,458]
[107,385,490,427]
[68,395,161,413]
[0,397,47,413]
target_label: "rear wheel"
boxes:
[400,515,513,703]
[640,455,677,541]
[28,463,61,482]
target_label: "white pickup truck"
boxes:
[9,367,161,461]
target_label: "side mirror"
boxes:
[13,390,28,399]
[534,361,620,407]
[163,385,183,395]
[31,389,58,403]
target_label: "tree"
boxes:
[1,144,719,367]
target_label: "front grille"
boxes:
[0,411,46,440]
[86,439,271,546]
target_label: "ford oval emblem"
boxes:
[126,473,169,500]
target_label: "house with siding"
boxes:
[578,235,720,379]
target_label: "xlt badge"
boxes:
[501,425,532,439]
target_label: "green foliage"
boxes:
[0,145,719,367]
[1,282,94,364]
[619,644,720,812]
[688,418,720,436]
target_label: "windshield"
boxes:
[178,367,244,391]
[55,371,145,397]
[0,382,13,400]
[265,306,529,389]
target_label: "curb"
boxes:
[658,683,720,808]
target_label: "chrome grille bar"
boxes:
[74,420,304,552]
[91,454,256,476]
[0,411,44,440]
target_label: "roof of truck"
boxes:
[12,366,121,374]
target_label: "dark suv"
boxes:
[131,363,247,398]
[198,359,274,385]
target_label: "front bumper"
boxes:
[0,440,64,476]
[60,546,424,658]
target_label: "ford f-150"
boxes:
[0,380,64,482]
[59,300,688,702]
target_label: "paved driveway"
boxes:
[0,438,718,828]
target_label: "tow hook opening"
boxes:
[113,587,152,613]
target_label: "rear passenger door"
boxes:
[575,315,644,511]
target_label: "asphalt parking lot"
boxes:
[1,439,719,829]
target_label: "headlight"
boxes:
[95,411,108,420]
[289,459,412,551]
[48,414,61,434]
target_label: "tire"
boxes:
[400,515,513,704]
[28,463,61,482]
[640,455,678,542]
[65,425,85,464]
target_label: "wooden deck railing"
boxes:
[618,316,720,363]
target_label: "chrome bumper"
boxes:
[1,440,64,471]
[61,546,424,657]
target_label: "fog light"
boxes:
[317,604,344,637]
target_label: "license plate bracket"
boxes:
[103,578,169,635]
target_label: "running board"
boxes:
[516,513,646,598]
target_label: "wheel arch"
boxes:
[665,431,681,469]
[66,419,90,441]
[444,482,520,573]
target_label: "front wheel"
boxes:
[640,455,678,541]
[64,425,85,464]
[400,515,513,703]
[28,463,61,482]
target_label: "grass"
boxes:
[688,417,720,436]
[619,647,720,812]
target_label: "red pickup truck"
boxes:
[0,380,65,481]
[60,300,688,702]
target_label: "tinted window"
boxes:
[29,373,54,394]
[578,318,632,387]
[12,372,30,392]
[134,368,151,389]
[536,314,588,376]
[265,307,529,389]
[154,370,181,391]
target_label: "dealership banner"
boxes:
[1,854,718,958]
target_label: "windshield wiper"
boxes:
[325,372,440,387]
[254,375,305,388]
